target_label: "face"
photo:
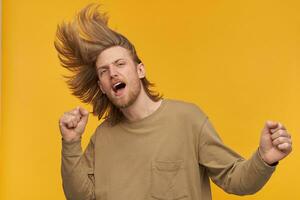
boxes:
[96,46,145,108]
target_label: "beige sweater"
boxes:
[61,99,276,200]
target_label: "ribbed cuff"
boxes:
[252,149,277,175]
[61,138,82,156]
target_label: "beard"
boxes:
[109,79,142,109]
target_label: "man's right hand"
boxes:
[59,106,89,142]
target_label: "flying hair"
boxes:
[54,3,162,126]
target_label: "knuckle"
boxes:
[71,108,79,114]
[279,137,284,143]
[69,115,77,121]
[67,118,73,124]
[70,111,76,115]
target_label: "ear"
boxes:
[98,80,105,94]
[137,63,145,79]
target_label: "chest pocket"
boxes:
[150,160,188,200]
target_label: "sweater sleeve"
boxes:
[61,134,96,200]
[198,117,276,195]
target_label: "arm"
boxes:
[198,118,276,195]
[61,135,95,200]
[59,106,95,200]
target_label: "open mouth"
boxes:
[112,82,126,93]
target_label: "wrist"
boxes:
[269,161,279,166]
[62,135,82,143]
[258,147,279,166]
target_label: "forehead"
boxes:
[96,46,132,68]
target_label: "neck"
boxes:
[120,86,162,122]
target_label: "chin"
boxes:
[110,97,130,109]
[113,94,139,109]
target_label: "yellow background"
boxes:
[1,0,299,199]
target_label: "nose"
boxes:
[109,65,118,78]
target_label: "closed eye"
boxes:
[99,69,107,76]
[117,62,125,66]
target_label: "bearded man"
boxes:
[55,4,292,200]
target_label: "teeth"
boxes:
[113,82,122,90]
[113,82,122,88]
[113,82,126,92]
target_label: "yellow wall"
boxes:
[1,0,299,199]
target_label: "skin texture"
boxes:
[95,46,145,109]
[58,45,292,165]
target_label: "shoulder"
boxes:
[165,98,208,121]
[165,98,207,115]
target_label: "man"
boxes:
[55,4,292,200]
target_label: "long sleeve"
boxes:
[198,117,276,195]
[61,134,96,200]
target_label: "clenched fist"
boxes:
[259,121,292,165]
[59,106,89,142]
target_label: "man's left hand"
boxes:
[259,121,292,165]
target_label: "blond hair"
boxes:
[54,4,162,126]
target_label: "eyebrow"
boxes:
[97,58,125,70]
